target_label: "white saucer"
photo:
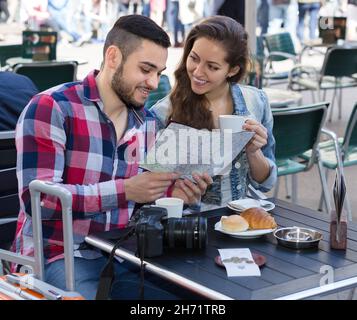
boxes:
[227,198,275,212]
[214,221,276,239]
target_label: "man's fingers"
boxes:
[137,191,165,203]
[148,172,180,181]
[148,180,174,189]
[192,174,208,193]
[150,187,171,195]
[183,179,201,197]
[147,192,166,203]
[178,180,196,200]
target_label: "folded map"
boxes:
[139,122,254,179]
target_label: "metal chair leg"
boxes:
[317,158,331,214]
[338,86,342,120]
[311,90,316,103]
[328,86,338,122]
[318,168,329,211]
[346,287,357,300]
[291,174,297,203]
[344,190,353,222]
[285,175,291,199]
[273,177,280,198]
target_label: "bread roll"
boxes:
[221,215,249,232]
[240,207,277,230]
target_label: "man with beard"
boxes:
[13,15,212,300]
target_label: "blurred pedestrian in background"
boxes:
[150,0,165,26]
[179,0,204,32]
[297,0,322,42]
[217,0,245,25]
[166,0,185,47]
[0,0,10,23]
[347,0,357,40]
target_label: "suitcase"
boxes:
[0,273,84,300]
[0,180,84,300]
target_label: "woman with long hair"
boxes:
[151,15,277,210]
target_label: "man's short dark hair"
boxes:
[103,15,171,61]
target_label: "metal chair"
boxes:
[272,102,331,213]
[0,44,22,69]
[288,46,357,122]
[13,61,78,92]
[262,32,301,86]
[144,74,171,110]
[300,102,357,219]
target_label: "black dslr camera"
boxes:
[134,205,207,258]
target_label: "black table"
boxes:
[85,199,357,300]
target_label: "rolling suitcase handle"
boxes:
[29,180,75,291]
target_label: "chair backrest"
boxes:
[144,74,171,109]
[342,102,357,156]
[321,47,357,78]
[273,102,329,168]
[13,61,78,92]
[0,131,19,248]
[263,32,296,62]
[0,131,16,170]
[0,44,22,67]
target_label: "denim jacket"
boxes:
[150,84,277,206]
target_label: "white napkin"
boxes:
[218,248,261,277]
[228,198,263,210]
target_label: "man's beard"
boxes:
[111,63,142,109]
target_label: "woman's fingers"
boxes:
[250,134,267,148]
[244,122,267,140]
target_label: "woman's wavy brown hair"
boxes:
[169,15,249,130]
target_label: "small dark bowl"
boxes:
[274,227,323,249]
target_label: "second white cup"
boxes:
[219,115,251,133]
[155,197,184,218]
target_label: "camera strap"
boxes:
[95,226,136,300]
[95,203,144,300]
[137,223,147,300]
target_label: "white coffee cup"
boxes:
[155,197,184,218]
[219,115,251,133]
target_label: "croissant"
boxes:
[240,207,277,230]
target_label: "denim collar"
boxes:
[231,84,251,116]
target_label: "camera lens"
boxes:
[163,216,207,249]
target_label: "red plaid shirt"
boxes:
[13,70,158,263]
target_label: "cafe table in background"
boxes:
[263,87,302,109]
